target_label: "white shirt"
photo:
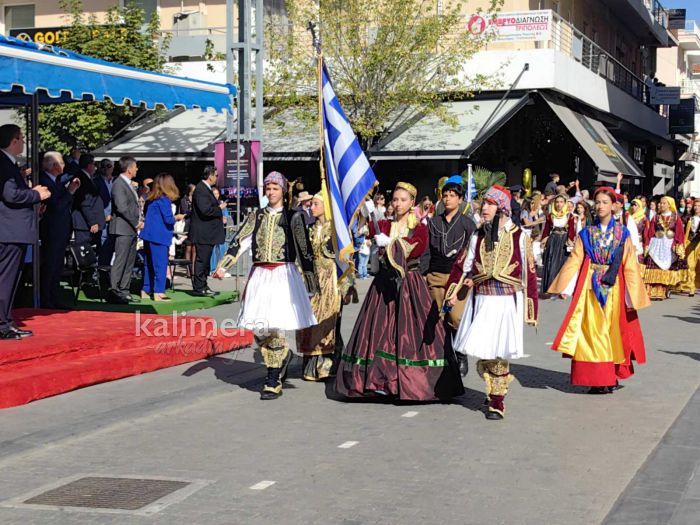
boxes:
[615,213,641,255]
[120,173,139,200]
[691,216,700,234]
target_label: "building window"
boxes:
[122,0,158,22]
[4,4,35,34]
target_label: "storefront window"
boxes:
[4,4,35,35]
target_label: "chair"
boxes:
[167,258,192,290]
[69,241,100,302]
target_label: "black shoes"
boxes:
[485,411,504,420]
[588,383,620,395]
[260,389,283,400]
[10,327,33,338]
[191,288,218,297]
[0,330,22,340]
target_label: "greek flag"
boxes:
[466,164,477,203]
[321,62,377,277]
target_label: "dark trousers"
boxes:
[143,241,169,294]
[0,243,27,332]
[110,234,137,296]
[40,233,70,308]
[192,243,214,292]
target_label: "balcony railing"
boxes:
[545,12,648,104]
[643,0,668,29]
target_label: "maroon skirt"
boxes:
[335,267,464,401]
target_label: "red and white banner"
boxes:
[468,10,552,42]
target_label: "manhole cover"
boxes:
[24,476,190,511]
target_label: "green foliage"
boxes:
[265,0,504,149]
[37,0,170,152]
[463,165,506,197]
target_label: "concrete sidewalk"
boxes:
[0,279,698,524]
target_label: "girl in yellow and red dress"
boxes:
[642,196,687,300]
[548,187,650,394]
[335,182,463,401]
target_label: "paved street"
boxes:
[0,277,698,525]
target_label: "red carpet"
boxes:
[0,309,253,409]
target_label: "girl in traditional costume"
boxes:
[642,196,687,300]
[446,185,539,420]
[215,172,318,400]
[540,193,576,293]
[335,182,463,401]
[296,192,354,381]
[680,199,700,297]
[628,198,649,263]
[548,187,650,394]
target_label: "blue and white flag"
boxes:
[321,61,377,277]
[466,164,477,203]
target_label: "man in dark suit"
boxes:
[95,159,115,266]
[64,147,81,176]
[189,166,225,296]
[108,156,142,304]
[39,152,81,308]
[0,124,51,339]
[71,154,105,253]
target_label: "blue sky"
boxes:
[667,1,700,22]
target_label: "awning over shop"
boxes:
[95,108,318,161]
[0,34,235,113]
[369,96,531,160]
[542,93,644,182]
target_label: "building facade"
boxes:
[2,0,681,198]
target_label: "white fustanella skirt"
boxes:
[452,291,526,360]
[237,263,318,332]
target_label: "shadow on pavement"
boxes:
[657,349,700,362]
[510,363,587,394]
[182,356,264,393]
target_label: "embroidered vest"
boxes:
[471,225,524,293]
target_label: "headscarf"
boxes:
[483,185,511,216]
[263,171,288,193]
[660,195,677,214]
[630,198,645,222]
[550,193,568,219]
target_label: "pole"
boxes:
[235,90,242,293]
[225,0,235,141]
[31,93,40,308]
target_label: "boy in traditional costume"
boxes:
[446,185,539,420]
[215,172,318,400]
[548,187,650,393]
[336,182,463,401]
[424,175,476,376]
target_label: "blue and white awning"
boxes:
[0,34,235,113]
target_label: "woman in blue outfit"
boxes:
[210,187,232,275]
[140,173,184,301]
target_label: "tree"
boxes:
[264,0,504,149]
[464,165,507,197]
[36,1,170,152]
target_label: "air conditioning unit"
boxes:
[172,11,207,33]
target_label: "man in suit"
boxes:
[71,154,105,254]
[0,124,51,339]
[189,166,225,296]
[39,152,81,308]
[95,159,115,266]
[64,147,81,176]
[109,156,142,304]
